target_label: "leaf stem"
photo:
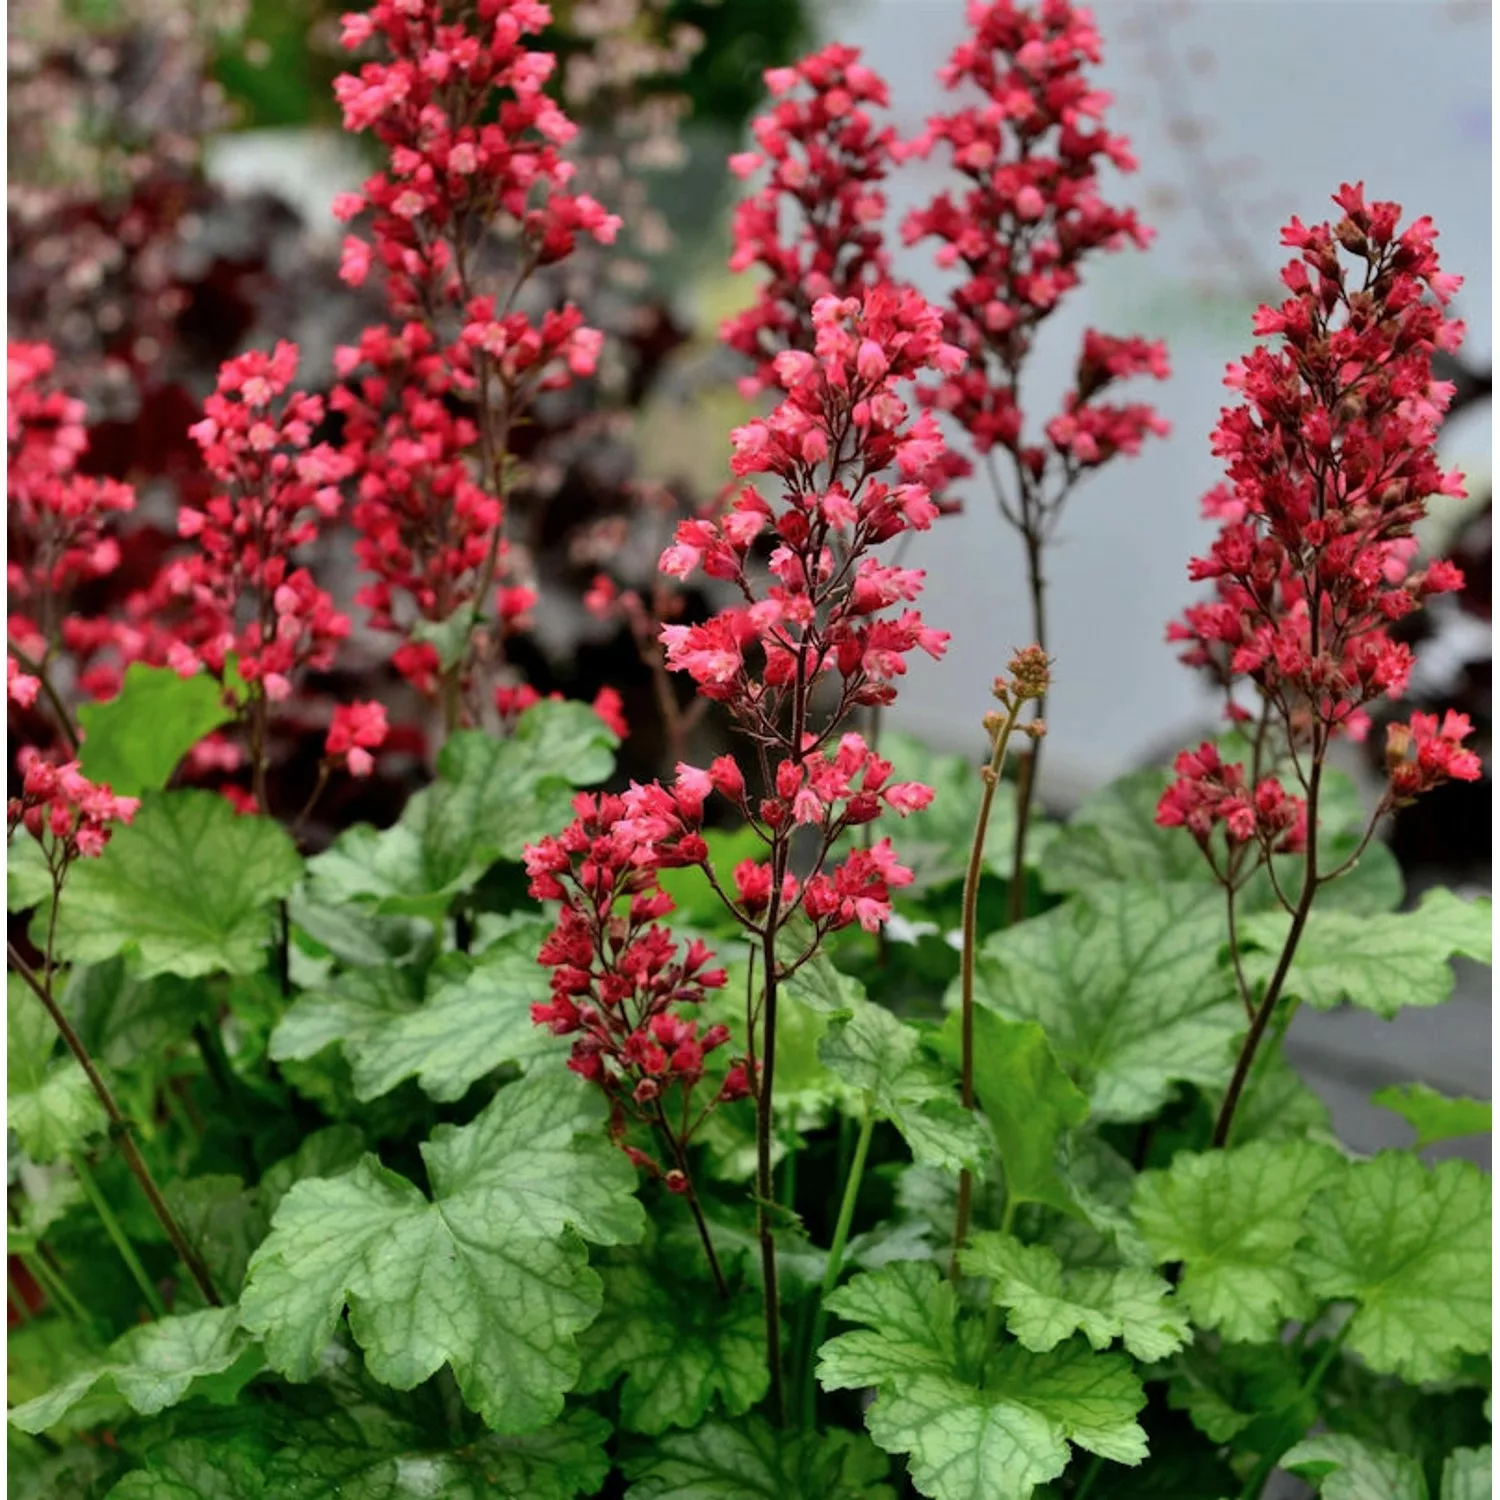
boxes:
[7,941,221,1306]
[69,1150,168,1319]
[952,702,1024,1272]
[802,1092,877,1427]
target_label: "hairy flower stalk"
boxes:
[951,646,1048,1272]
[903,0,1169,919]
[331,0,617,729]
[1157,184,1480,1147]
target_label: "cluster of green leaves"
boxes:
[7,678,1493,1499]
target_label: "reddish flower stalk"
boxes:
[1157,184,1480,1147]
[951,646,1048,1271]
[330,0,616,732]
[903,0,1169,916]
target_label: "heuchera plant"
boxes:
[6,3,1491,1499]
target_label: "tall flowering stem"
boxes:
[904,0,1169,918]
[330,0,617,730]
[1157,185,1480,1148]
[528,280,960,1416]
[951,646,1048,1272]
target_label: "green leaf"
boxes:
[574,1248,767,1433]
[53,792,302,978]
[240,1070,645,1432]
[64,963,208,1070]
[271,920,557,1102]
[1372,1083,1492,1150]
[1296,1153,1491,1382]
[7,1308,258,1434]
[961,1233,1189,1362]
[820,1003,990,1174]
[623,1418,896,1499]
[7,973,107,1162]
[161,1176,268,1297]
[268,965,421,1083]
[932,1011,1089,1218]
[7,835,53,912]
[306,702,615,918]
[963,883,1241,1120]
[105,1403,614,1500]
[857,731,1020,891]
[1041,769,1206,896]
[1133,1141,1344,1342]
[76,664,232,797]
[780,919,866,1014]
[1281,1434,1427,1500]
[819,1262,1147,1500]
[1163,1339,1312,1446]
[257,1125,366,1221]
[1240,889,1493,1018]
[9,1429,123,1500]
[1442,1447,1492,1500]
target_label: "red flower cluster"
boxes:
[903,0,1169,472]
[1165,185,1479,818]
[721,45,897,396]
[165,343,353,705]
[1385,711,1484,803]
[1156,742,1306,857]
[325,701,390,780]
[7,344,137,710]
[331,0,614,709]
[660,285,962,719]
[526,790,742,1181]
[333,0,618,310]
[8,754,139,867]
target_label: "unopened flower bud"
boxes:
[1007,644,1051,699]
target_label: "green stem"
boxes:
[1236,1314,1351,1500]
[23,1249,91,1325]
[802,1096,878,1427]
[952,707,1024,1273]
[69,1152,167,1319]
[1072,1454,1104,1500]
[160,1078,200,1144]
